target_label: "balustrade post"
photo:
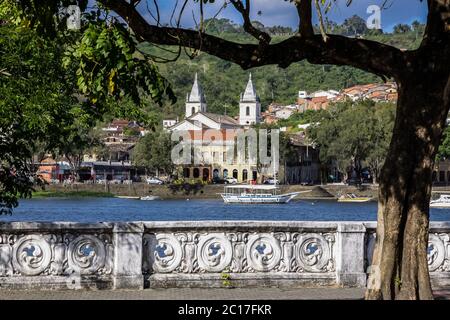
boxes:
[113,222,144,289]
[336,223,367,287]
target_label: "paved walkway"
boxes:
[0,288,366,300]
[0,288,449,300]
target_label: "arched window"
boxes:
[223,169,228,178]
[242,169,248,181]
[213,169,219,178]
[191,106,196,115]
[183,168,190,178]
[202,168,210,181]
[246,106,250,116]
[232,169,238,179]
[193,168,200,178]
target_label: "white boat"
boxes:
[140,195,160,201]
[220,184,309,204]
[430,194,450,208]
[116,196,140,200]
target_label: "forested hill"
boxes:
[139,17,424,121]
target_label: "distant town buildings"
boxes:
[262,82,398,124]
[37,78,399,185]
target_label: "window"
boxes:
[191,106,196,115]
[183,168,190,178]
[233,169,238,179]
[202,168,209,181]
[193,168,200,178]
[242,169,248,181]
[246,106,250,116]
[223,169,228,178]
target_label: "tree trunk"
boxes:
[366,72,450,300]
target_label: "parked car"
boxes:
[212,177,228,184]
[263,178,279,185]
[225,177,238,184]
[146,177,164,185]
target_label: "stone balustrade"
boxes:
[0,221,449,290]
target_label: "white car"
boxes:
[225,177,238,184]
[146,177,164,185]
[264,178,280,185]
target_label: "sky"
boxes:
[138,0,428,32]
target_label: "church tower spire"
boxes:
[185,72,207,117]
[239,73,261,126]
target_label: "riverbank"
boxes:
[32,190,114,198]
[34,183,380,200]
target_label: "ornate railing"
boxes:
[0,221,448,290]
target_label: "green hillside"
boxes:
[138,17,424,122]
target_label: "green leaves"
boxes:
[63,21,175,106]
[307,100,396,180]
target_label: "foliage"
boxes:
[132,129,174,174]
[0,25,75,212]
[0,2,175,212]
[307,100,395,181]
[62,20,175,106]
[437,126,450,161]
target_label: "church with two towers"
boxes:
[166,73,263,183]
[168,73,261,131]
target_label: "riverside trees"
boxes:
[308,101,395,184]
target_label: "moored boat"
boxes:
[430,194,450,208]
[140,195,161,201]
[337,193,372,203]
[220,184,310,204]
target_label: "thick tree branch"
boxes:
[99,0,405,80]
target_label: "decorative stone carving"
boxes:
[152,234,183,273]
[428,233,449,272]
[12,235,52,276]
[246,233,281,272]
[197,234,232,272]
[67,235,106,274]
[144,231,336,274]
[296,234,332,272]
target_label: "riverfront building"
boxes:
[167,73,320,184]
[168,73,262,183]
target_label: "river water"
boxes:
[1,198,450,222]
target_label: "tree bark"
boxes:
[366,71,450,300]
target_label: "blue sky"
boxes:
[138,0,428,32]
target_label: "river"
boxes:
[1,198,450,222]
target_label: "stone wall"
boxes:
[0,221,449,290]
